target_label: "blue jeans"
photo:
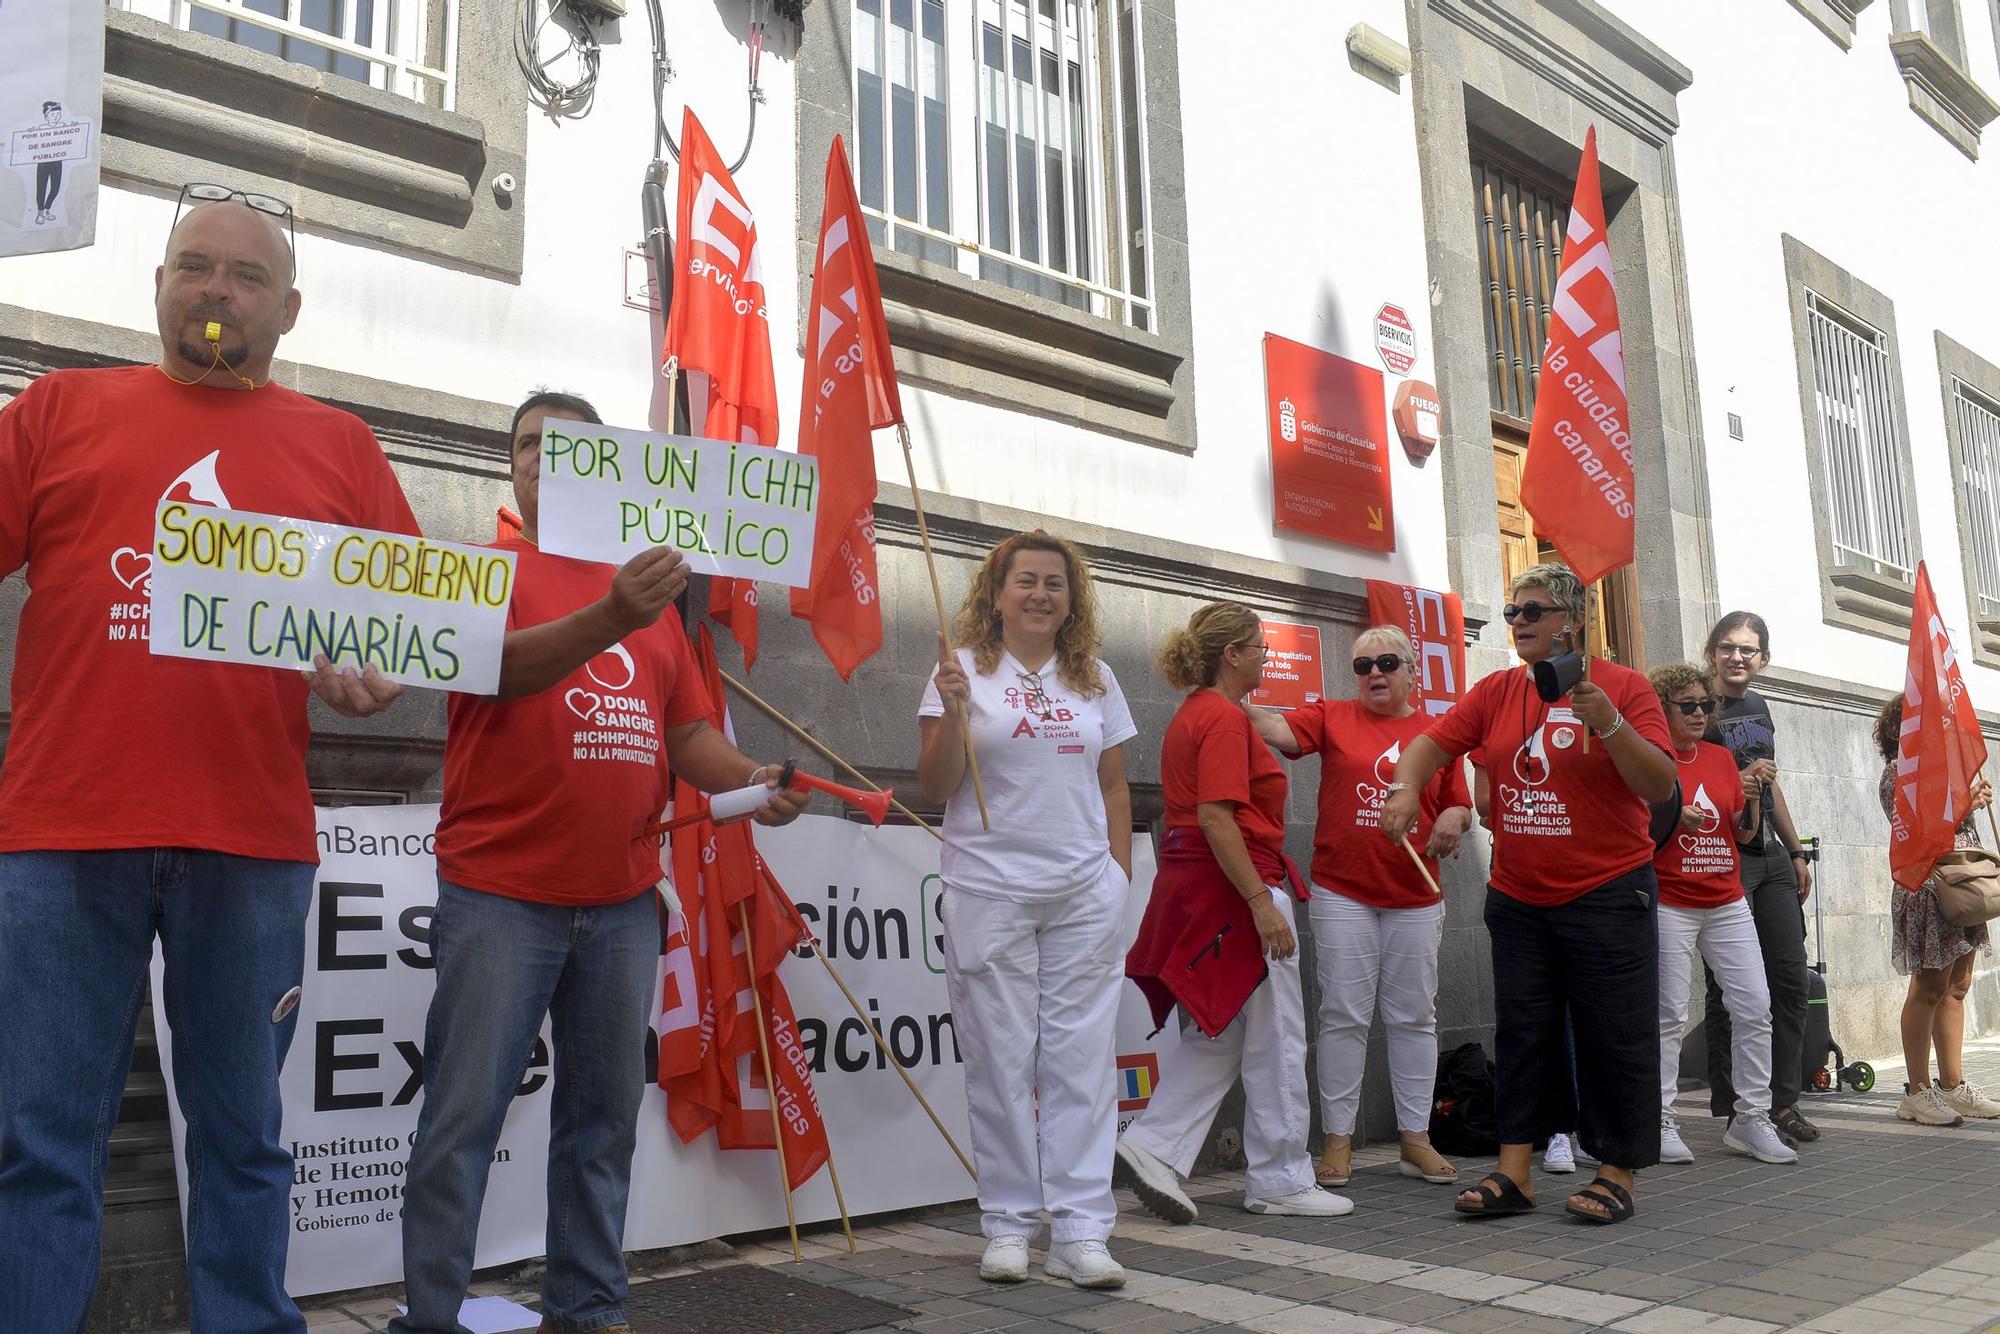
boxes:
[390,879,660,1334]
[0,849,313,1334]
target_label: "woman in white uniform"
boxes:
[918,531,1137,1290]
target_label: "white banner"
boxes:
[152,807,1175,1297]
[535,420,818,586]
[147,503,516,694]
[0,0,100,257]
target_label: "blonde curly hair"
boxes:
[951,531,1107,696]
[1649,661,1715,709]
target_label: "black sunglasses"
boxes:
[1353,654,1405,677]
[1672,697,1718,717]
[170,182,298,279]
[1502,601,1563,625]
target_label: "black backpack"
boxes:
[1429,1041,1500,1156]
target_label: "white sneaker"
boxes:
[1898,1084,1967,1127]
[978,1234,1030,1282]
[1941,1080,2000,1119]
[1659,1111,1694,1164]
[1573,1138,1600,1168]
[1542,1132,1576,1174]
[1243,1184,1354,1216]
[1045,1238,1126,1289]
[1114,1140,1197,1224]
[1722,1109,1799,1164]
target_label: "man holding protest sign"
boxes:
[0,191,418,1333]
[389,392,810,1334]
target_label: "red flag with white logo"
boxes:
[1891,563,1989,890]
[1520,126,1635,586]
[790,137,903,680]
[663,107,779,667]
[1366,579,1467,718]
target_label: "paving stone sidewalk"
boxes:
[287,1039,2000,1334]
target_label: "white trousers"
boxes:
[1659,899,1772,1116]
[1122,888,1314,1202]
[942,860,1126,1242]
[1308,887,1444,1135]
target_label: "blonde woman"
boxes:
[918,531,1136,1289]
[1118,602,1351,1223]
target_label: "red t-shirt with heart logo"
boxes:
[0,367,417,861]
[1653,740,1748,910]
[436,539,711,904]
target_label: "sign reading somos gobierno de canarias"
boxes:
[147,503,516,695]
[533,420,819,587]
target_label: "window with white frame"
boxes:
[852,0,1154,329]
[112,0,455,107]
[1806,290,1917,581]
[1955,378,2000,620]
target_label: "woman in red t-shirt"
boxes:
[1384,563,1675,1225]
[1119,602,1351,1223]
[1251,626,1472,1189]
[1648,662,1795,1167]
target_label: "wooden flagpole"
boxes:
[897,422,991,830]
[735,903,804,1262]
[822,1151,858,1254]
[1581,586,1593,756]
[1399,837,1444,898]
[721,669,941,841]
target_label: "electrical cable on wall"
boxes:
[517,0,603,116]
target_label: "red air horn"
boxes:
[643,760,895,840]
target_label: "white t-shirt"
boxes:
[918,648,1139,901]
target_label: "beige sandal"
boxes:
[1315,1138,1352,1186]
[1398,1143,1459,1183]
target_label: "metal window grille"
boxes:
[852,0,1154,329]
[1955,379,2000,620]
[1806,291,1915,580]
[1473,155,1569,423]
[116,0,455,108]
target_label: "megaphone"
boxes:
[1533,651,1585,703]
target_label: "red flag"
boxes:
[789,138,903,680]
[1366,579,1467,719]
[1520,127,1635,587]
[663,107,780,666]
[1891,563,1989,889]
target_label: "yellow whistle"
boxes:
[204,321,221,342]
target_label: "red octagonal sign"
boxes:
[1375,303,1417,376]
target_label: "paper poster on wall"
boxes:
[1249,619,1324,713]
[0,0,101,257]
[1265,334,1395,552]
[150,807,1176,1297]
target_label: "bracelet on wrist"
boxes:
[1598,711,1626,740]
[1386,781,1418,794]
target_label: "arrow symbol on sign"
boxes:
[1367,505,1385,531]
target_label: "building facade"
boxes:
[6,0,2000,1322]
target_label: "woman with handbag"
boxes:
[1872,694,1999,1126]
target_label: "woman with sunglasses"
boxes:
[917,531,1137,1289]
[1700,612,1819,1146]
[1648,662,1797,1167]
[1249,627,1473,1189]
[1118,602,1352,1224]
[1384,563,1674,1224]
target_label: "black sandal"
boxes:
[1565,1176,1635,1225]
[1453,1170,1536,1217]
[1774,1107,1821,1143]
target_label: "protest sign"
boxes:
[0,0,102,256]
[147,503,515,694]
[150,807,1175,1296]
[534,420,819,587]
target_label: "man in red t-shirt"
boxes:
[388,392,808,1334]
[0,193,421,1332]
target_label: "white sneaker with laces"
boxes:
[978,1234,1030,1282]
[1045,1239,1126,1289]
[1114,1140,1197,1224]
[1722,1109,1799,1164]
[1542,1132,1576,1174]
[1659,1111,1694,1164]
[1898,1084,1966,1127]
[1243,1184,1354,1217]
[1942,1080,2000,1119]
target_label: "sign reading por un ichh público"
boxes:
[533,420,820,587]
[146,503,516,695]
